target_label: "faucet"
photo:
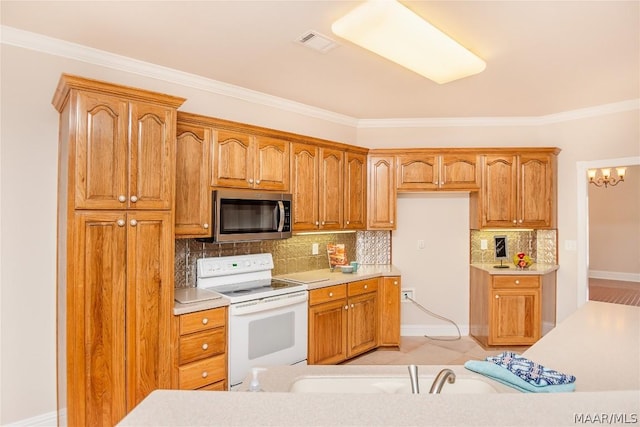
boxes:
[429,368,456,394]
[407,365,420,394]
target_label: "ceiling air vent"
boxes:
[296,30,339,53]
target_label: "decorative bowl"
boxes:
[513,252,532,269]
[340,265,354,274]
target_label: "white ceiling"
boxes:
[2,1,639,119]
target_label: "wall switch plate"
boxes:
[312,243,319,255]
[480,239,488,250]
[564,240,577,251]
[417,240,425,249]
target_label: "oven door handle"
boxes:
[230,291,308,316]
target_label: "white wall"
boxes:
[1,38,639,424]
[392,194,470,336]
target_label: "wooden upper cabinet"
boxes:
[368,155,396,229]
[319,148,344,230]
[72,91,176,210]
[212,130,290,191]
[344,152,367,229]
[175,122,212,237]
[211,129,253,189]
[291,143,319,231]
[396,152,479,191]
[474,152,556,229]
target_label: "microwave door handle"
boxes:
[277,201,285,232]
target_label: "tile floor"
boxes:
[344,336,529,366]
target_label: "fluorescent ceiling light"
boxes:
[331,0,486,84]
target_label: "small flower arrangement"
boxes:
[513,252,532,269]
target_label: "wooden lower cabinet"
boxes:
[308,279,380,364]
[174,307,228,390]
[378,276,401,347]
[469,267,556,346]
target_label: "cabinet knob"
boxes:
[394,281,398,285]
[351,303,354,308]
[117,219,125,227]
[118,195,126,203]
[364,285,368,289]
[512,220,517,224]
[346,221,350,225]
[321,221,325,225]
[315,221,319,225]
[344,305,349,310]
[248,178,254,184]
[202,318,209,325]
[390,220,394,224]
[514,280,520,285]
[202,343,209,351]
[130,219,137,226]
[495,295,500,299]
[255,179,260,184]
[518,219,523,223]
[201,371,208,378]
[203,223,209,229]
[328,292,333,297]
[130,195,138,203]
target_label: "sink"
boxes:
[289,376,498,394]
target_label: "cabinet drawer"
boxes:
[198,380,226,391]
[179,328,226,365]
[178,354,226,390]
[348,279,378,297]
[492,276,539,289]
[309,284,347,306]
[180,307,226,335]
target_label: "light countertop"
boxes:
[120,301,640,426]
[471,263,559,275]
[173,264,401,315]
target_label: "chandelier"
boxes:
[587,167,626,188]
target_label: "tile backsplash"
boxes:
[470,229,557,265]
[174,231,393,288]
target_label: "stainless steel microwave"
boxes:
[199,189,292,242]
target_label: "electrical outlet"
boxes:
[401,289,414,302]
[312,243,319,255]
[480,239,488,250]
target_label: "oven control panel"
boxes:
[197,253,274,278]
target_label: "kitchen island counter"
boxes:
[121,301,640,426]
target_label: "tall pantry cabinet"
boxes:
[52,75,185,426]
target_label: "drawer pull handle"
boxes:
[329,292,333,297]
[202,371,208,378]
[203,223,209,229]
[202,318,209,325]
[118,195,126,203]
[495,295,500,299]
[130,195,138,203]
[364,285,368,289]
[515,280,520,285]
[394,281,398,285]
[344,305,348,310]
[202,343,209,350]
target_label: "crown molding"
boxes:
[2,25,638,129]
[0,25,358,127]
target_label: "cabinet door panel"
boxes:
[490,290,540,345]
[368,156,396,229]
[379,277,401,347]
[175,124,212,237]
[319,148,344,229]
[129,103,175,209]
[308,299,347,364]
[348,293,378,357]
[291,143,319,230]
[212,130,253,188]
[125,211,173,410]
[71,212,127,426]
[396,154,438,190]
[483,155,517,227]
[344,152,367,229]
[440,154,480,190]
[75,92,128,209]
[519,154,553,227]
[254,136,290,191]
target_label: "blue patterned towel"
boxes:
[486,352,576,387]
[464,360,576,393]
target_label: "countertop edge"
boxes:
[471,263,559,275]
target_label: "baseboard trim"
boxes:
[401,324,469,337]
[4,410,60,427]
[589,270,640,283]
